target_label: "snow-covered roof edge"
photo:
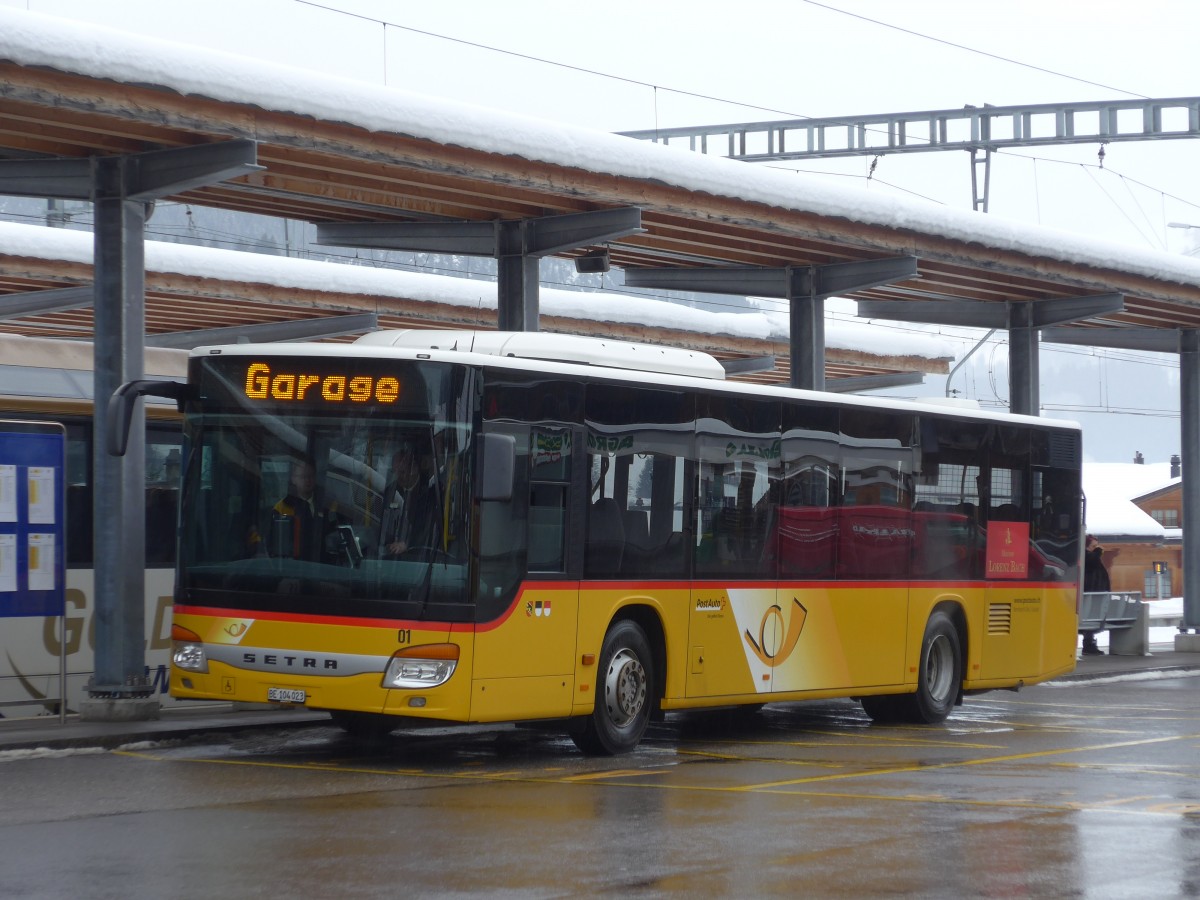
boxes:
[0,220,954,359]
[2,8,1200,292]
[1082,462,1172,538]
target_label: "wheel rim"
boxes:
[924,633,956,704]
[604,648,647,728]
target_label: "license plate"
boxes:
[267,687,306,704]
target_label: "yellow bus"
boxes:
[151,330,1082,753]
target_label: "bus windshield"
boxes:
[178,355,475,621]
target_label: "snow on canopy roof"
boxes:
[1083,462,1174,538]
[4,9,1200,291]
[0,221,952,359]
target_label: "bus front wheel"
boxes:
[572,619,654,756]
[861,609,961,725]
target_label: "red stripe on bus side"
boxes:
[176,577,1081,635]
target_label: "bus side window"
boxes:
[585,384,693,581]
[694,395,780,580]
[65,421,92,568]
[778,404,841,579]
[529,426,570,574]
[622,453,686,578]
[839,410,914,580]
[912,417,985,580]
[145,427,183,567]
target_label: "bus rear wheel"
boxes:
[861,609,961,725]
[572,619,654,756]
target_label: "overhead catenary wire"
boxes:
[289,0,1200,243]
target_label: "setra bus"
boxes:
[144,330,1082,754]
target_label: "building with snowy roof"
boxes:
[1084,459,1181,599]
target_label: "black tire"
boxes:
[861,609,962,725]
[859,693,904,723]
[329,710,397,740]
[571,619,654,755]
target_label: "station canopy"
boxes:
[2,10,1200,380]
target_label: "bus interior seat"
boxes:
[586,498,624,575]
[619,507,653,574]
[991,503,1020,522]
[623,507,649,546]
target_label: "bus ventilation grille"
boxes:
[987,603,1013,634]
[1048,432,1081,468]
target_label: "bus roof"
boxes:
[193,331,1081,434]
[355,329,727,380]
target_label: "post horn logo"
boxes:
[744,597,807,667]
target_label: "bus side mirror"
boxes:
[106,379,195,456]
[480,433,515,502]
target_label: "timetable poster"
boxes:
[0,533,15,593]
[27,466,55,525]
[28,533,56,592]
[0,464,15,523]
[0,423,65,618]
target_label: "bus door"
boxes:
[473,387,582,721]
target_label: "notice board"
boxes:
[0,420,65,617]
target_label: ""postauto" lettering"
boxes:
[243,361,401,404]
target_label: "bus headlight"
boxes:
[383,644,459,689]
[173,642,208,673]
[171,624,208,673]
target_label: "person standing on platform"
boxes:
[1082,534,1110,656]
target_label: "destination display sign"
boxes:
[242,361,403,405]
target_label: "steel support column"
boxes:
[1008,304,1039,417]
[970,148,992,213]
[0,140,261,718]
[625,256,918,391]
[1182,331,1200,631]
[1042,324,1200,633]
[91,156,148,700]
[318,208,642,333]
[497,253,540,332]
[790,294,824,390]
[860,293,1125,416]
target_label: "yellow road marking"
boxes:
[113,728,1200,819]
[737,732,1200,790]
[681,731,1006,750]
[561,769,665,782]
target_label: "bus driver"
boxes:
[272,456,341,561]
[379,444,439,559]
